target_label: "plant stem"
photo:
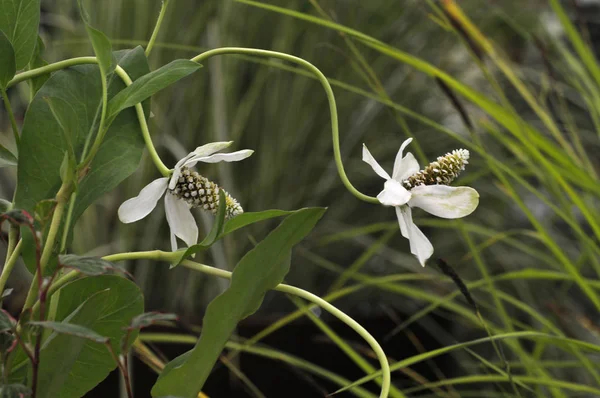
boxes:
[190,47,379,204]
[0,239,23,299]
[6,57,98,89]
[113,66,170,176]
[181,259,392,398]
[146,0,170,57]
[105,343,133,398]
[1,87,20,148]
[80,63,110,169]
[22,183,72,312]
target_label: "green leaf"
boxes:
[108,59,201,118]
[127,312,178,331]
[14,47,150,226]
[0,144,17,168]
[221,209,294,237]
[174,191,227,266]
[152,207,326,397]
[30,320,109,343]
[78,0,115,75]
[0,30,16,88]
[28,36,49,96]
[0,309,15,332]
[0,0,41,69]
[58,254,127,276]
[44,96,78,161]
[14,276,144,398]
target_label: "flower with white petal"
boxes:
[118,141,253,251]
[362,138,479,266]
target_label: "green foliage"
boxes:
[0,30,16,88]
[0,144,16,168]
[0,0,40,69]
[152,207,326,397]
[107,58,201,118]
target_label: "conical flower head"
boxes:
[402,149,469,189]
[169,167,243,219]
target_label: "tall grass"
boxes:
[2,0,599,396]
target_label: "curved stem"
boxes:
[0,240,23,299]
[146,0,170,57]
[113,66,171,176]
[6,57,98,88]
[181,259,392,398]
[191,47,378,204]
[1,87,20,147]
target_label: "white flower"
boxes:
[118,141,253,251]
[362,138,479,266]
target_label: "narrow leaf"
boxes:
[30,321,109,343]
[58,254,127,276]
[152,207,326,397]
[221,209,294,237]
[127,312,178,331]
[108,59,201,117]
[0,30,16,88]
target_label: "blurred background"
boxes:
[2,0,600,396]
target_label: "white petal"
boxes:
[392,138,418,179]
[393,152,420,182]
[408,185,479,219]
[398,206,433,267]
[184,149,254,167]
[377,179,411,207]
[190,141,233,158]
[395,207,409,238]
[170,232,178,252]
[117,177,168,223]
[164,193,198,248]
[362,144,391,180]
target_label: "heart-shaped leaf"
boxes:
[152,207,326,397]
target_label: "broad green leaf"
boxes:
[14,47,150,226]
[29,289,110,398]
[30,320,109,343]
[0,0,40,69]
[221,209,294,237]
[174,191,227,266]
[0,144,17,167]
[58,254,127,276]
[108,59,201,118]
[0,30,16,88]
[32,275,142,398]
[28,36,49,96]
[152,207,326,397]
[44,96,78,161]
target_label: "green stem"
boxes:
[113,66,170,176]
[0,240,23,299]
[181,259,392,398]
[6,57,170,177]
[5,225,18,263]
[22,183,71,311]
[6,57,98,88]
[146,0,170,57]
[1,87,20,148]
[190,47,378,204]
